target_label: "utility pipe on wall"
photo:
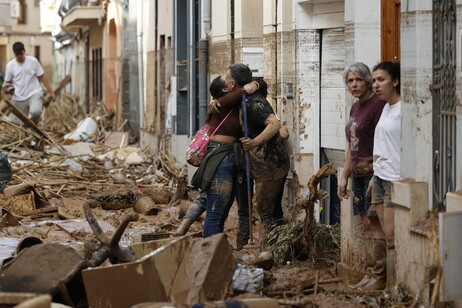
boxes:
[198,0,211,126]
[137,0,145,142]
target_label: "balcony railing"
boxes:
[58,0,102,17]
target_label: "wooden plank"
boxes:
[24,206,58,215]
[3,99,48,138]
[44,75,71,107]
[3,99,67,154]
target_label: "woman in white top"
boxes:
[371,61,401,250]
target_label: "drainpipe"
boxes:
[280,0,284,116]
[273,0,278,108]
[137,0,145,142]
[198,0,210,126]
[230,0,235,63]
[295,5,300,153]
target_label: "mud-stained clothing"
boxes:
[345,94,385,216]
[346,95,386,177]
[371,175,393,208]
[191,142,246,238]
[246,95,290,180]
[352,176,376,216]
[202,148,237,237]
[244,93,290,235]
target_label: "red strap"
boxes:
[209,108,234,138]
[197,108,234,153]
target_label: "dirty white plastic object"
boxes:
[231,264,264,294]
[62,158,83,172]
[64,117,98,141]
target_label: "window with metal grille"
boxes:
[432,0,457,210]
[92,48,102,100]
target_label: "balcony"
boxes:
[61,5,104,31]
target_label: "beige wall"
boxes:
[236,0,263,38]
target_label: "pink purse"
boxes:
[186,109,234,167]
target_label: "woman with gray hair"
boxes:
[338,62,387,291]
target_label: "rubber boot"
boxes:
[386,247,396,290]
[348,273,371,289]
[348,238,375,289]
[174,218,195,236]
[359,239,387,291]
[174,202,205,236]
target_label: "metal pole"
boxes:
[241,93,254,244]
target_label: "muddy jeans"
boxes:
[184,190,207,221]
[236,177,253,244]
[203,151,237,238]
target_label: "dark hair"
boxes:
[209,76,226,99]
[253,77,268,98]
[228,63,252,87]
[373,61,400,94]
[12,42,25,54]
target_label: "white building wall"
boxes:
[294,3,318,163]
[210,0,229,43]
[400,0,434,206]
[344,0,381,69]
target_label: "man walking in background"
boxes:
[3,41,55,124]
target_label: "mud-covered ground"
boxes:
[0,188,414,308]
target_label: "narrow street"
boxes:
[0,0,461,307]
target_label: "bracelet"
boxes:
[251,80,260,90]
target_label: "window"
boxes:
[34,46,40,63]
[18,0,26,24]
[92,48,102,99]
[160,35,165,49]
[381,0,401,61]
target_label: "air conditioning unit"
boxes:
[10,0,19,18]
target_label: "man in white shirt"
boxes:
[3,41,55,124]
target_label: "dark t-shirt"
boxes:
[345,94,386,177]
[246,93,289,180]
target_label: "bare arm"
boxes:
[240,113,281,151]
[279,125,289,140]
[38,75,55,100]
[337,147,352,200]
[210,81,258,111]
